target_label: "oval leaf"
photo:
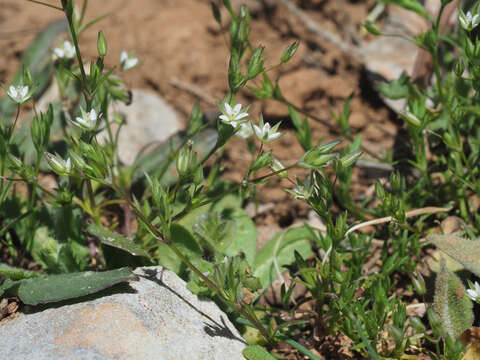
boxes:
[88,223,151,259]
[18,267,136,305]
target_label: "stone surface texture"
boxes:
[106,89,181,165]
[0,267,246,360]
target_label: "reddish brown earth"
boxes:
[1,1,404,358]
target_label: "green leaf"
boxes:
[18,267,136,305]
[379,0,431,20]
[179,194,257,267]
[0,263,42,280]
[0,279,21,298]
[254,226,313,289]
[433,259,473,338]
[378,73,413,100]
[156,224,204,276]
[428,234,480,277]
[88,223,151,259]
[242,345,276,360]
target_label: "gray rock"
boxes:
[0,267,247,360]
[106,89,181,165]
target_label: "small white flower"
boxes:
[7,85,31,104]
[120,50,139,70]
[459,10,480,31]
[53,40,75,59]
[253,116,282,142]
[44,152,73,176]
[235,121,253,139]
[73,108,99,131]
[219,103,249,125]
[467,281,480,302]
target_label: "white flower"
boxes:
[7,85,31,104]
[73,108,99,131]
[120,50,139,70]
[44,152,73,176]
[53,40,75,59]
[467,281,480,302]
[219,103,249,125]
[235,121,253,139]
[459,10,480,31]
[253,116,282,142]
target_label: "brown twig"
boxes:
[345,206,452,236]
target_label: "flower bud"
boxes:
[7,153,23,170]
[44,152,72,176]
[176,141,195,177]
[340,151,362,168]
[411,271,426,296]
[270,158,288,178]
[402,111,422,127]
[453,59,465,77]
[97,31,107,57]
[364,20,381,35]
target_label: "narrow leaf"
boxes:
[0,263,42,280]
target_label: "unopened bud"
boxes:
[176,141,195,177]
[97,31,107,57]
[45,152,72,176]
[364,20,381,35]
[402,111,422,127]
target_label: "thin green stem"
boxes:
[25,0,63,11]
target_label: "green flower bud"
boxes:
[402,111,422,127]
[270,158,288,178]
[411,271,426,296]
[408,317,426,333]
[7,153,23,170]
[176,141,196,177]
[387,324,404,346]
[364,20,381,35]
[453,59,465,77]
[97,31,107,57]
[340,151,362,168]
[44,152,73,176]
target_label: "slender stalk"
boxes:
[26,0,63,11]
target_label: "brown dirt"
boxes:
[1,0,402,357]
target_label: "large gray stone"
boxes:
[0,267,247,360]
[107,89,181,165]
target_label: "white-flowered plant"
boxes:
[459,9,480,31]
[219,102,249,126]
[467,281,480,303]
[6,85,31,104]
[253,115,282,142]
[44,152,73,176]
[120,50,139,70]
[72,108,100,131]
[53,40,76,59]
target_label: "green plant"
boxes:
[1,0,480,359]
